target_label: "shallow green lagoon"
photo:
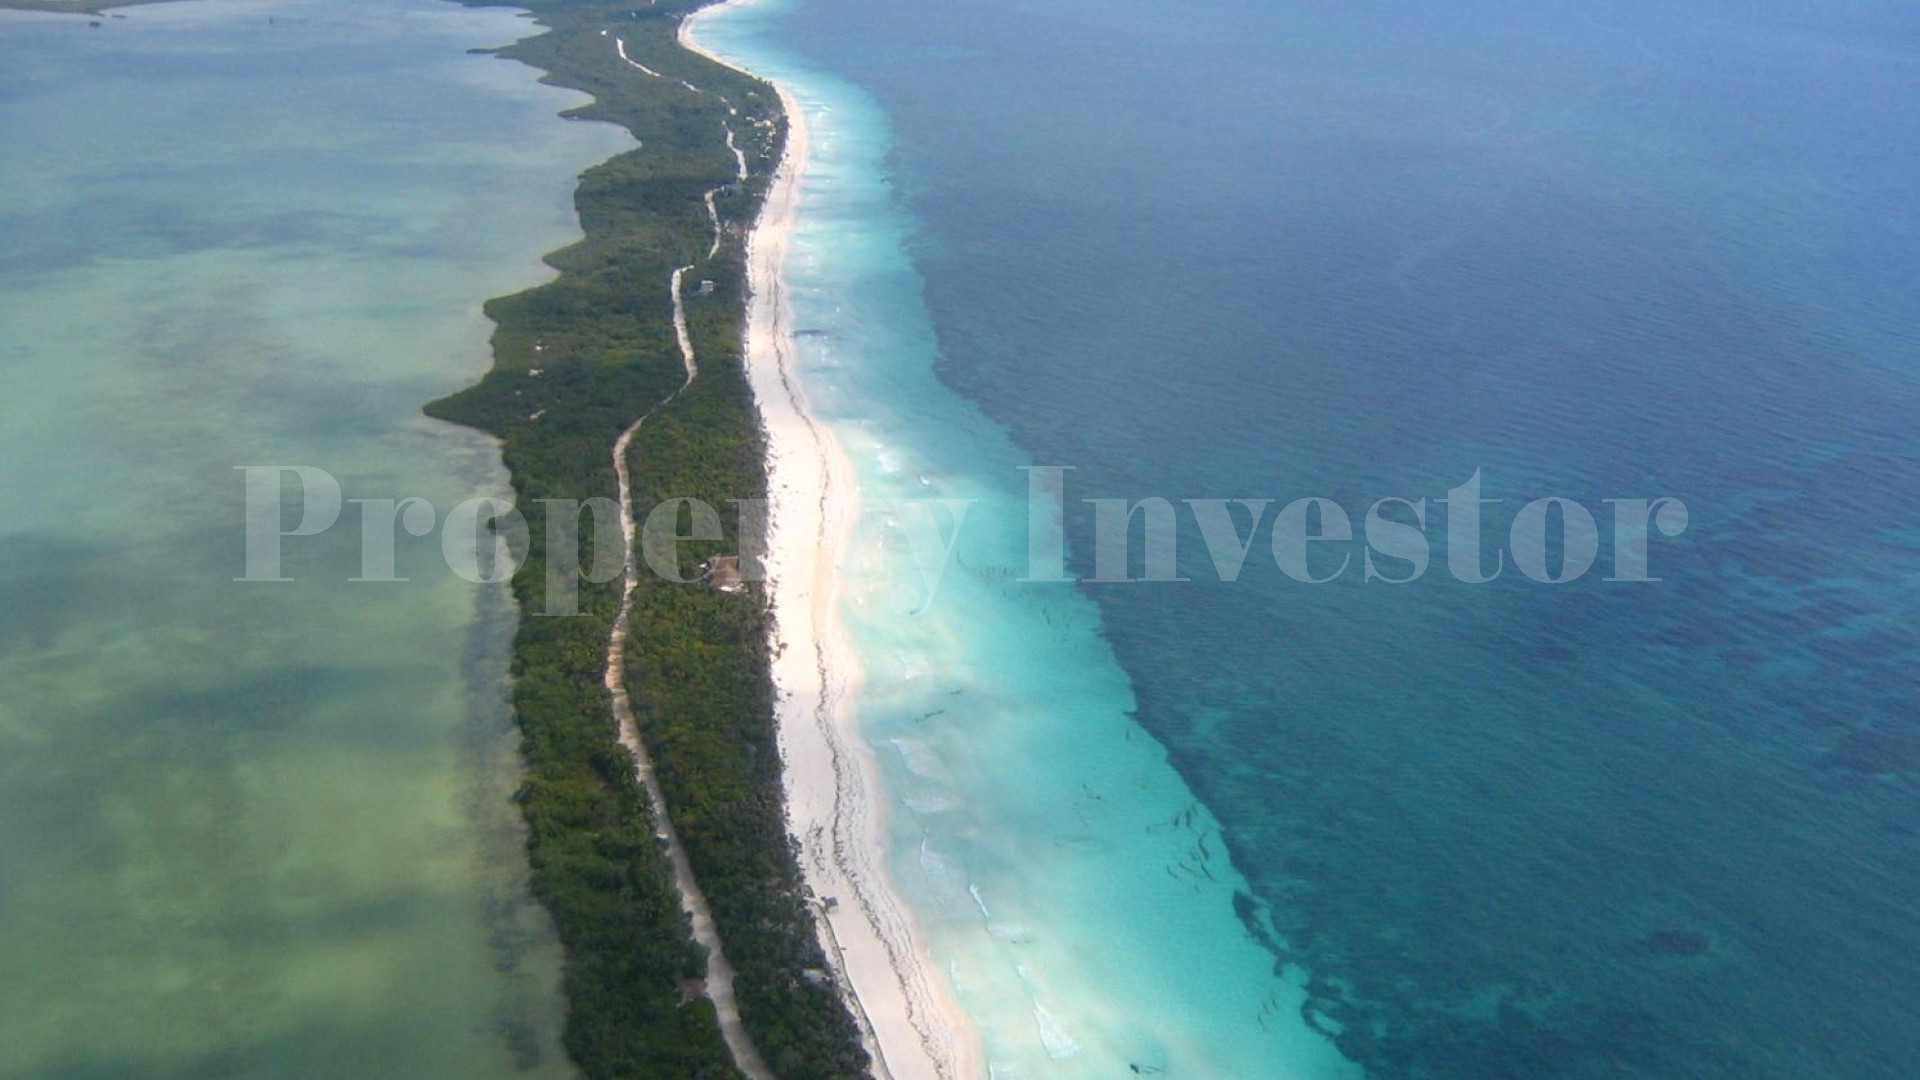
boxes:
[0,2,632,1076]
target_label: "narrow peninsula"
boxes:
[423,1,873,1077]
[0,0,880,1074]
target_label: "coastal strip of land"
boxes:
[424,0,874,1077]
[680,8,983,1079]
[3,0,959,1075]
[601,231,774,1078]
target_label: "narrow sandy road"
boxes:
[597,85,773,1074]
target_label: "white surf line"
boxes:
[735,80,978,1080]
[678,7,980,1078]
[753,145,968,1080]
[613,36,665,78]
[682,5,981,1079]
[604,265,773,1080]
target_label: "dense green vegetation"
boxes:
[430,2,872,1077]
[624,238,874,1080]
[0,0,869,1072]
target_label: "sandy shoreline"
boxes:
[681,5,981,1079]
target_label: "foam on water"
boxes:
[695,3,1360,1076]
[722,0,1920,1075]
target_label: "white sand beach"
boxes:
[682,6,982,1078]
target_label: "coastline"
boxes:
[2,1,1356,1077]
[682,6,982,1079]
[674,6,1364,1077]
[423,0,872,1074]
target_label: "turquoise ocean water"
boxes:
[700,5,1357,1078]
[0,2,631,1076]
[710,0,1919,1077]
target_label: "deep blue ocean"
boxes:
[754,0,1920,1075]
